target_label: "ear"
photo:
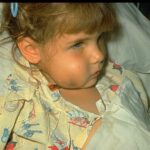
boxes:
[17,37,41,64]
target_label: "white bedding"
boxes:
[107,3,150,106]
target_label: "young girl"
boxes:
[0,3,150,150]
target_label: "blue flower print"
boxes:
[6,74,22,92]
[51,92,61,101]
[1,128,9,143]
[22,121,43,138]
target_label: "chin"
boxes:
[83,78,98,89]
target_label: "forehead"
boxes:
[53,4,114,36]
[51,31,101,45]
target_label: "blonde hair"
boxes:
[2,3,116,42]
[1,3,116,70]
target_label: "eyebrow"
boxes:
[67,36,90,45]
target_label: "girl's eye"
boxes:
[72,42,83,49]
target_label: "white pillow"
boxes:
[107,3,150,73]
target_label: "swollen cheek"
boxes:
[69,63,84,74]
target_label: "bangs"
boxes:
[56,3,116,35]
[14,3,116,44]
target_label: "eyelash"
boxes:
[70,33,104,50]
[72,42,83,49]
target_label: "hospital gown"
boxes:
[0,53,150,150]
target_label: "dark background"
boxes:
[134,3,150,20]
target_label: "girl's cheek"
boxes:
[68,59,86,72]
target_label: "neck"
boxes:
[59,86,100,114]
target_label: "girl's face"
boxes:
[39,32,105,89]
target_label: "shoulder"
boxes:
[105,61,140,85]
[98,61,148,109]
[0,36,15,96]
[0,35,36,105]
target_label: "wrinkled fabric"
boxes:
[107,3,150,104]
[87,78,150,150]
[107,3,150,73]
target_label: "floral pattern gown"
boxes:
[0,52,150,150]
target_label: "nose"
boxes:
[89,45,105,64]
